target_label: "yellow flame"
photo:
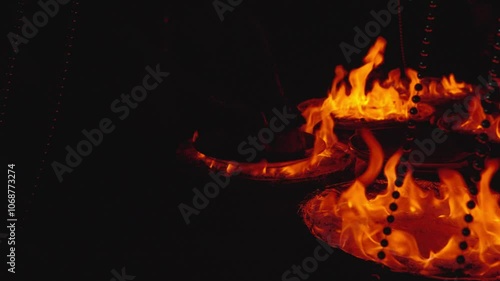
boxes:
[302,132,500,278]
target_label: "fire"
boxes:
[191,36,473,179]
[444,93,500,142]
[304,37,470,124]
[295,36,471,177]
[301,129,500,279]
[194,139,351,180]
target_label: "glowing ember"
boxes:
[301,129,500,279]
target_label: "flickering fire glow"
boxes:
[193,137,352,181]
[180,34,500,279]
[301,129,500,279]
[191,36,477,179]
[303,37,471,125]
[443,93,500,142]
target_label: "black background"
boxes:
[1,0,499,280]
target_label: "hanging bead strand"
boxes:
[0,0,25,127]
[23,1,80,225]
[456,15,500,270]
[418,0,438,80]
[34,0,80,190]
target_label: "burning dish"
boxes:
[301,176,500,280]
[299,37,472,129]
[179,131,354,182]
[417,76,474,105]
[193,129,318,163]
[301,129,500,280]
[436,93,500,143]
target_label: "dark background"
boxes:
[1,0,498,280]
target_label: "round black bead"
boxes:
[483,106,494,115]
[414,83,423,92]
[466,200,476,209]
[418,62,427,69]
[464,214,474,223]
[387,215,395,223]
[481,120,491,128]
[485,93,494,103]
[477,133,489,143]
[420,49,428,57]
[462,227,471,237]
[381,239,389,247]
[397,163,408,175]
[395,177,404,187]
[459,241,468,250]
[417,72,424,79]
[469,173,481,183]
[488,79,499,88]
[469,186,479,196]
[383,227,392,235]
[409,107,418,115]
[427,12,435,20]
[472,159,485,170]
[407,120,416,129]
[420,56,428,65]
[400,156,408,163]
[412,95,421,103]
[422,37,430,44]
[389,202,398,211]
[405,132,415,141]
[475,144,490,157]
[378,251,386,259]
[392,191,400,199]
[456,255,466,264]
[403,143,412,152]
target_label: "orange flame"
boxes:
[303,37,471,124]
[449,91,500,142]
[194,36,474,179]
[357,128,383,187]
[302,130,500,278]
[295,36,470,178]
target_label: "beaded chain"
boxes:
[0,0,25,127]
[377,1,498,266]
[10,1,81,228]
[456,14,500,267]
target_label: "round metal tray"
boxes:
[301,180,500,280]
[348,127,472,171]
